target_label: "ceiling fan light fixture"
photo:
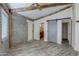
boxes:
[32,3,42,11]
[37,5,42,10]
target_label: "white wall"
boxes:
[34,7,73,43]
[26,20,33,41]
[57,20,62,44]
[34,20,40,40]
[75,23,79,51]
[72,4,79,51]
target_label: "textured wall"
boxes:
[12,14,28,46]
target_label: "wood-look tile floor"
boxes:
[0,40,79,56]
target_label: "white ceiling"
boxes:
[8,3,32,9]
[8,3,70,20]
[18,5,70,19]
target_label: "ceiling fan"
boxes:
[32,3,42,10]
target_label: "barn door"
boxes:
[48,20,57,43]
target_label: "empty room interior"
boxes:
[0,3,79,56]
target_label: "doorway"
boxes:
[62,23,69,44]
[39,23,44,41]
[62,20,72,45]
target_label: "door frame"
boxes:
[39,23,44,41]
[62,19,72,45]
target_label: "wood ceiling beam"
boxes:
[12,3,71,12]
[0,3,10,15]
[34,5,72,20]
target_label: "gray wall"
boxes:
[12,14,28,47]
[48,20,57,43]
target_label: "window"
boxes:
[1,9,8,40]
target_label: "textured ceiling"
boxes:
[8,3,71,20]
[8,3,32,9]
[18,5,70,19]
